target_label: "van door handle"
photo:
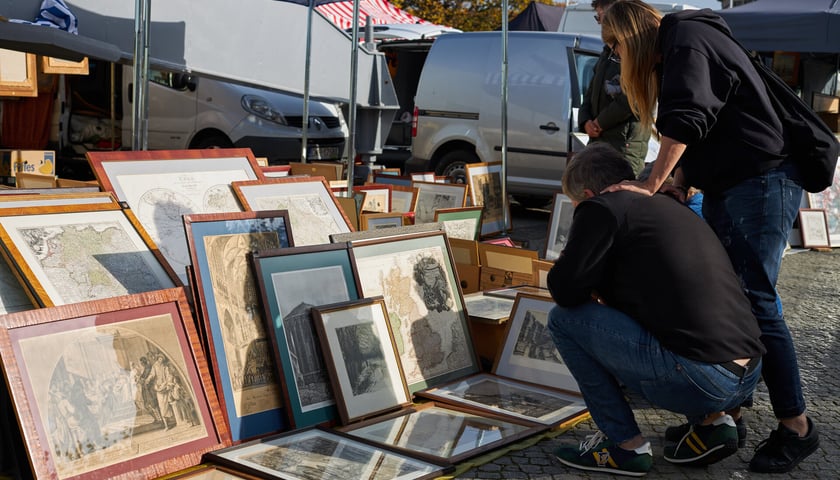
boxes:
[540,122,560,132]
[127,83,133,103]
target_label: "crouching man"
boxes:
[547,143,764,476]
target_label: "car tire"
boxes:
[436,150,478,184]
[513,194,551,209]
[190,132,234,150]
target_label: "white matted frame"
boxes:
[807,162,840,246]
[412,181,468,224]
[799,209,831,248]
[544,193,575,260]
[465,162,510,236]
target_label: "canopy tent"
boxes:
[507,1,564,31]
[0,19,122,62]
[717,0,840,53]
[316,0,430,30]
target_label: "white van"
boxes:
[407,32,602,204]
[557,2,699,35]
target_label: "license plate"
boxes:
[307,145,340,160]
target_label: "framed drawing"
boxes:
[339,402,542,464]
[87,148,263,285]
[360,211,405,230]
[232,177,354,246]
[493,293,579,393]
[204,427,447,480]
[434,206,483,241]
[807,163,840,246]
[415,373,587,427]
[356,184,393,213]
[390,185,419,213]
[544,193,575,260]
[312,297,410,425]
[0,49,38,97]
[41,56,90,75]
[798,209,831,249]
[183,210,294,442]
[465,161,510,236]
[251,243,361,428]
[0,288,230,480]
[0,203,180,307]
[0,192,117,209]
[411,181,468,224]
[351,231,479,392]
[532,259,553,288]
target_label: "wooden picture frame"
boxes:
[390,185,419,213]
[493,293,579,393]
[0,203,180,307]
[329,221,444,244]
[798,209,831,248]
[288,161,343,181]
[544,193,575,260]
[465,161,510,236]
[183,210,294,442]
[0,192,117,209]
[232,176,354,246]
[434,206,483,241]
[807,163,840,246]
[13,172,56,188]
[312,297,411,425]
[0,288,230,479]
[356,184,393,213]
[251,243,362,428]
[410,172,436,183]
[532,259,553,288]
[447,237,479,266]
[412,181,468,224]
[334,194,361,231]
[0,49,38,97]
[41,55,90,75]
[260,165,291,178]
[484,285,552,300]
[87,148,263,285]
[478,242,538,274]
[415,373,587,427]
[204,426,447,480]
[351,231,479,392]
[360,211,405,230]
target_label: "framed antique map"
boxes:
[87,148,262,284]
[183,210,294,442]
[0,288,230,479]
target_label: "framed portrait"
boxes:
[356,184,393,213]
[0,203,180,307]
[415,373,587,427]
[351,231,479,392]
[465,161,510,236]
[183,210,294,442]
[798,209,831,248]
[462,292,515,324]
[0,192,117,209]
[390,185,419,213]
[0,288,230,480]
[41,55,90,75]
[493,293,579,393]
[87,148,263,285]
[251,243,361,428]
[434,206,483,241]
[339,402,542,464]
[532,259,553,288]
[544,193,575,260]
[447,237,479,266]
[205,426,447,480]
[312,297,411,425]
[360,211,405,231]
[411,181,468,224]
[807,163,840,246]
[0,49,38,97]
[232,177,354,246]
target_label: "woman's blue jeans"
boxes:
[702,163,806,420]
[548,302,762,444]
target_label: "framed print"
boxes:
[0,192,117,209]
[0,203,179,307]
[544,193,575,260]
[205,427,447,480]
[478,242,538,274]
[447,237,479,266]
[41,56,90,75]
[390,185,419,213]
[312,297,411,425]
[462,292,515,324]
[532,259,553,288]
[339,402,542,464]
[410,172,435,183]
[415,373,587,427]
[411,181,468,224]
[465,162,510,236]
[798,209,831,248]
[0,288,230,480]
[493,294,579,393]
[351,231,479,392]
[233,177,354,246]
[356,184,393,213]
[484,285,552,300]
[183,210,294,442]
[360,211,404,230]
[252,243,361,428]
[0,49,38,97]
[87,148,263,285]
[807,163,840,246]
[434,206,483,241]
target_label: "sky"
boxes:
[689,0,725,9]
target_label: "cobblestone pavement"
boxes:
[460,208,840,479]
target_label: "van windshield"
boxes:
[560,11,601,35]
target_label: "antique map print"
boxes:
[253,194,343,246]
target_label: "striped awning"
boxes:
[316,0,431,30]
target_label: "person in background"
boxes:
[547,143,764,476]
[578,0,650,176]
[599,1,819,473]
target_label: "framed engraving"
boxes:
[465,162,510,236]
[544,193,575,260]
[411,181,468,224]
[434,206,483,241]
[807,163,840,246]
[798,209,831,248]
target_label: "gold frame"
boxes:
[0,49,38,97]
[40,55,90,75]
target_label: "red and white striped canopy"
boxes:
[316,0,431,30]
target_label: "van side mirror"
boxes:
[171,73,197,91]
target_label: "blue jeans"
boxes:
[548,303,762,444]
[702,163,806,420]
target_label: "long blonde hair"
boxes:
[601,0,662,131]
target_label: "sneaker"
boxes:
[749,417,820,473]
[663,414,739,466]
[553,431,653,477]
[665,415,747,448]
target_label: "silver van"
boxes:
[406,32,602,204]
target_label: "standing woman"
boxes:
[599,0,818,473]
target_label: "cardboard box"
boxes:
[818,112,840,133]
[0,150,56,178]
[455,263,480,294]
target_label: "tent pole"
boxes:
[301,2,314,163]
[500,0,510,234]
[131,0,151,151]
[345,0,361,193]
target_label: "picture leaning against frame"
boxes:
[411,181,468,224]
[434,206,483,241]
[183,210,294,442]
[544,192,575,260]
[251,243,361,428]
[807,162,840,246]
[0,288,230,480]
[798,209,831,248]
[465,161,510,236]
[87,148,264,285]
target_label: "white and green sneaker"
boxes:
[554,431,653,477]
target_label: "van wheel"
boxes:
[190,133,234,149]
[436,151,477,184]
